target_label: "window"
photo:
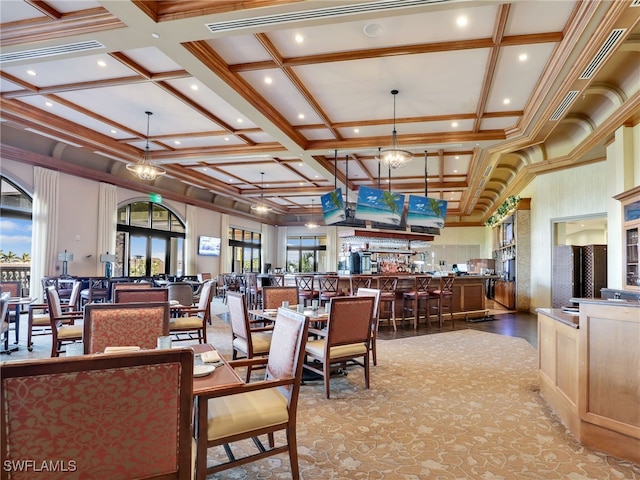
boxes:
[116,202,185,277]
[0,176,32,293]
[286,235,326,273]
[228,228,261,273]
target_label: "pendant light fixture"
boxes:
[251,172,272,214]
[378,89,413,169]
[126,111,166,181]
[305,198,318,229]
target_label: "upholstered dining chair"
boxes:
[261,286,299,310]
[194,307,309,480]
[113,287,169,303]
[167,282,194,307]
[1,349,194,480]
[170,280,214,343]
[303,295,375,399]
[27,280,82,351]
[356,287,382,366]
[45,285,84,357]
[226,291,273,382]
[111,282,155,302]
[83,302,170,354]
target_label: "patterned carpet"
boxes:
[205,315,640,480]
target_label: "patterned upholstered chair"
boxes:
[45,285,84,357]
[170,280,214,343]
[1,349,194,479]
[227,292,273,382]
[113,287,169,304]
[194,307,309,479]
[304,296,375,399]
[111,282,155,301]
[83,302,170,354]
[261,286,299,310]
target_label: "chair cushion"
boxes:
[169,316,203,329]
[31,314,51,326]
[379,292,396,300]
[207,388,288,441]
[305,339,367,359]
[58,325,83,339]
[232,332,272,355]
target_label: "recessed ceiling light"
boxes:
[151,32,160,39]
[97,60,106,67]
[264,77,273,84]
[455,156,460,159]
[299,182,304,186]
[203,167,208,171]
[237,118,243,123]
[224,137,230,141]
[454,169,458,173]
[354,128,359,133]
[174,140,181,145]
[191,84,198,91]
[503,98,511,105]
[456,16,468,27]
[314,175,319,178]
[298,113,304,119]
[45,101,53,107]
[26,69,36,76]
[110,129,117,134]
[363,23,385,37]
[298,163,303,166]
[519,53,528,62]
[451,122,458,128]
[295,34,304,43]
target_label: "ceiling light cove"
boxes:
[456,16,468,27]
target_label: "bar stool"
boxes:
[349,275,372,295]
[401,275,434,329]
[429,276,455,328]
[268,274,285,287]
[317,275,343,306]
[377,276,398,330]
[295,274,319,307]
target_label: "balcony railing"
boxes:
[0,264,30,297]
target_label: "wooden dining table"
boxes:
[2,297,36,353]
[189,343,243,395]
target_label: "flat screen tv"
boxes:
[406,195,448,229]
[198,236,220,256]
[355,186,405,226]
[321,188,346,225]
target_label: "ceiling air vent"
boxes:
[206,0,451,32]
[0,40,104,64]
[550,90,579,121]
[579,29,626,80]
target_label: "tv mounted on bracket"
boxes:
[198,236,220,256]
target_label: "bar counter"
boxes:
[284,274,498,325]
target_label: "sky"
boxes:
[0,218,32,258]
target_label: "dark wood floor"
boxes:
[376,303,538,348]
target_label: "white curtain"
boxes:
[96,182,117,274]
[30,167,59,301]
[220,214,229,273]
[185,204,198,275]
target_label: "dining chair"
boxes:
[83,302,170,354]
[170,280,214,343]
[0,293,10,353]
[167,282,194,307]
[1,349,194,479]
[45,285,84,357]
[356,287,382,366]
[303,295,375,398]
[27,280,82,351]
[113,287,169,303]
[429,276,455,328]
[267,273,285,287]
[0,281,21,344]
[377,276,399,330]
[294,274,319,306]
[81,277,110,305]
[111,281,155,302]
[349,275,372,295]
[226,291,273,382]
[261,286,299,310]
[194,307,309,479]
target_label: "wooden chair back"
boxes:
[167,282,194,306]
[114,288,168,304]
[83,302,170,353]
[268,274,285,287]
[111,282,154,301]
[349,275,372,294]
[262,286,299,310]
[1,349,194,479]
[327,296,375,348]
[0,281,20,297]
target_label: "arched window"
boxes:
[116,201,185,278]
[0,176,33,291]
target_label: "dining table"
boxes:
[190,343,243,395]
[2,297,36,353]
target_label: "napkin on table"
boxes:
[201,350,221,363]
[104,346,141,353]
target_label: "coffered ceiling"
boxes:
[1,0,639,226]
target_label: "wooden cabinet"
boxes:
[615,186,640,291]
[494,280,515,309]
